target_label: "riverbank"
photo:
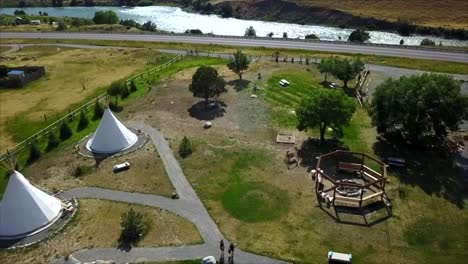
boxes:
[1,0,467,41]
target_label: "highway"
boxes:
[1,32,468,63]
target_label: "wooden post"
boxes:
[359,187,364,208]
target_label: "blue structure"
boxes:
[7,70,25,79]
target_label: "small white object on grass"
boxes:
[204,121,212,129]
[250,94,258,98]
[170,101,174,104]
[290,110,296,115]
[327,127,333,132]
[113,162,130,173]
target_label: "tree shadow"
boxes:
[373,139,465,208]
[297,137,350,170]
[188,100,227,121]
[117,237,133,252]
[227,79,251,92]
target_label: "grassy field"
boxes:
[152,62,467,263]
[3,38,467,75]
[293,0,468,29]
[0,46,173,149]
[0,55,225,199]
[181,142,467,263]
[0,199,202,264]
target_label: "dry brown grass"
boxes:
[0,199,202,264]
[0,46,163,149]
[289,0,468,29]
[24,141,175,197]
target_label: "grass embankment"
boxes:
[3,38,467,74]
[0,55,225,198]
[0,199,203,264]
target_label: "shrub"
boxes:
[14,9,26,15]
[282,32,288,39]
[27,142,41,164]
[348,28,370,43]
[244,26,256,37]
[179,136,193,158]
[305,34,319,40]
[59,121,73,140]
[77,111,89,131]
[120,19,138,28]
[420,38,436,46]
[140,21,156,32]
[93,10,119,24]
[129,80,137,93]
[56,21,67,31]
[93,100,104,120]
[185,29,203,35]
[46,132,60,151]
[119,208,148,246]
[73,165,92,177]
[120,85,130,99]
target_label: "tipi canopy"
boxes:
[0,170,62,238]
[86,108,138,154]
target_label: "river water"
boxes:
[1,6,467,46]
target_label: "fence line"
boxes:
[0,53,185,163]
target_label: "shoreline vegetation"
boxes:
[0,0,467,41]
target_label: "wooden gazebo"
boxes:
[313,150,389,209]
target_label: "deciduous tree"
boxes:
[371,74,468,144]
[227,49,250,80]
[296,89,356,144]
[189,66,226,104]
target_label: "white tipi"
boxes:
[0,170,62,238]
[86,108,138,154]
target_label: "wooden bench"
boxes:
[362,165,381,182]
[337,162,362,173]
[362,191,383,202]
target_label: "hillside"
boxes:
[2,0,467,36]
[288,0,468,29]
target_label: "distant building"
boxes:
[1,66,45,88]
[30,20,41,25]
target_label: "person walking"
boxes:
[220,239,225,251]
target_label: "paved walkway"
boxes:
[61,120,286,264]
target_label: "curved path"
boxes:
[61,120,286,264]
[1,32,468,63]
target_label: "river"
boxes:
[1,6,467,47]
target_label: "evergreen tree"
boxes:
[119,208,148,246]
[59,121,73,140]
[27,142,41,164]
[179,136,193,158]
[46,131,60,151]
[93,100,104,120]
[77,110,89,131]
[129,80,138,93]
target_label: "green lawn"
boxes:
[0,55,226,199]
[176,66,468,263]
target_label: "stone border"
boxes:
[1,198,79,250]
[75,128,148,159]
